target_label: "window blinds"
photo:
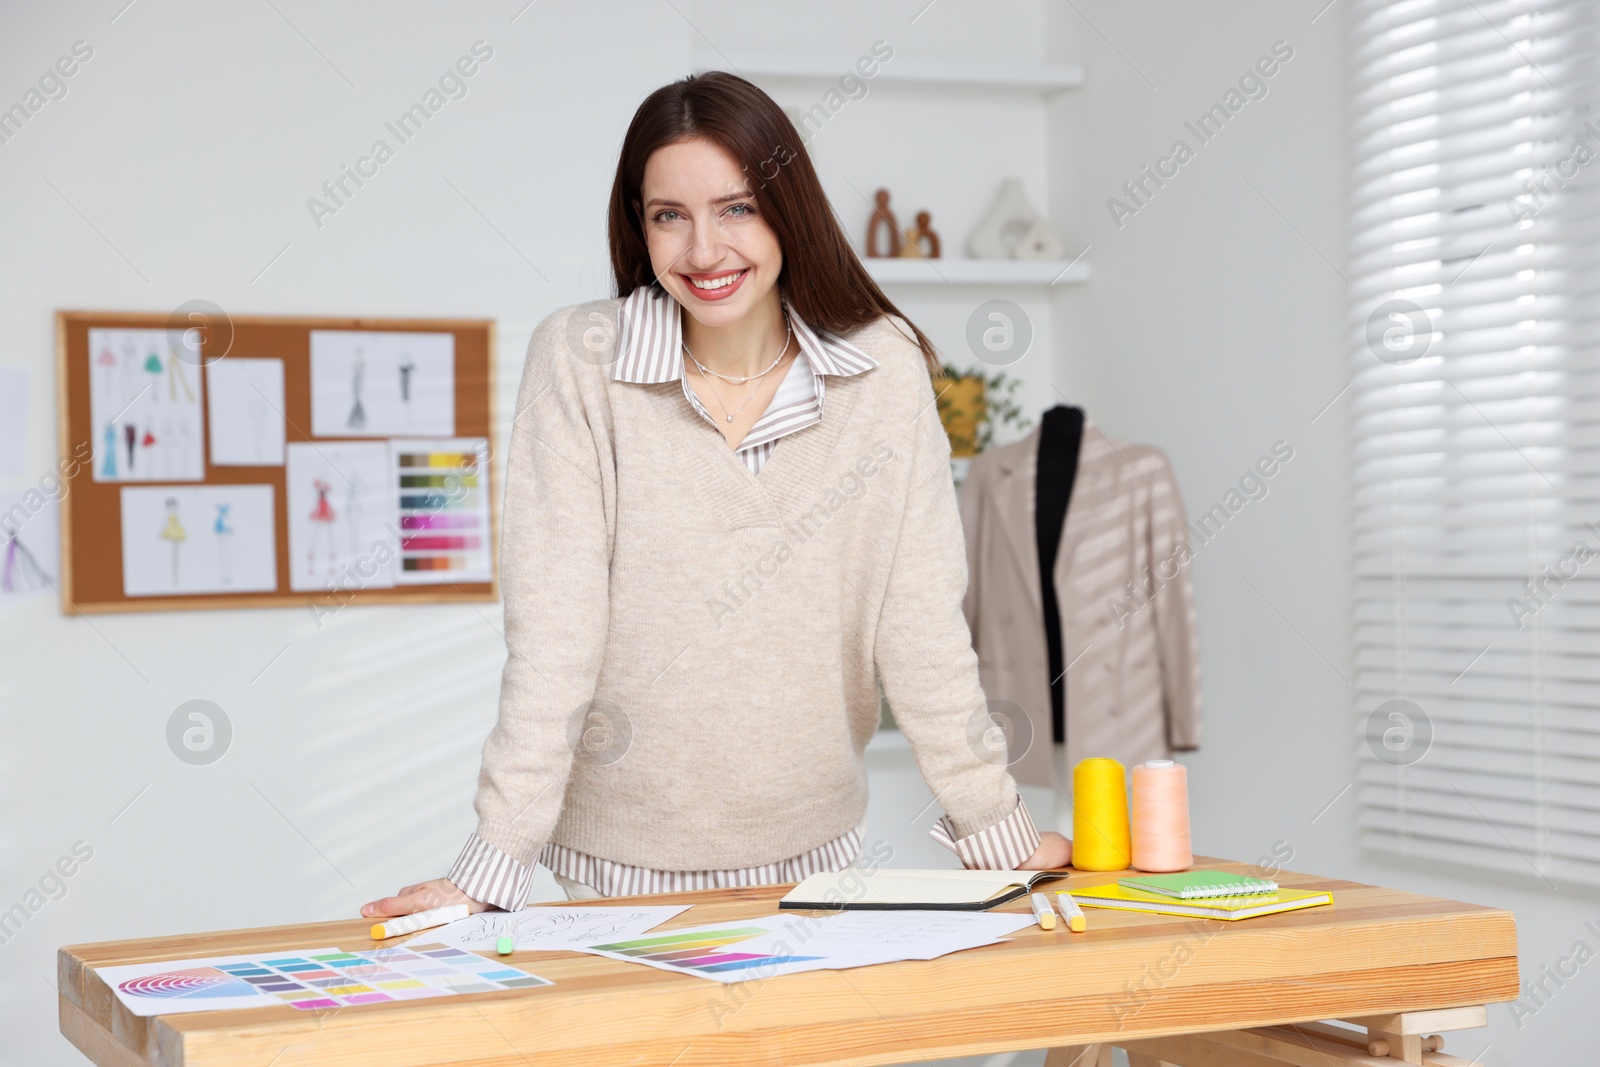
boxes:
[1348,0,1600,886]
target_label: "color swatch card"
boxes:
[285,441,399,592]
[310,329,455,437]
[88,328,205,483]
[98,944,551,1017]
[390,438,491,584]
[408,905,690,953]
[119,485,277,596]
[206,358,286,466]
[579,918,841,984]
[577,911,1032,984]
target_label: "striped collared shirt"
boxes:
[612,284,878,475]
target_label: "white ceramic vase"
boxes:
[967,178,1065,260]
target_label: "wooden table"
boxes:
[58,858,1517,1067]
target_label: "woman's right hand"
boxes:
[360,878,493,919]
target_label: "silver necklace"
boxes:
[684,321,794,424]
[683,316,793,383]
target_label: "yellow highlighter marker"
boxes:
[1030,892,1057,931]
[1055,890,1087,933]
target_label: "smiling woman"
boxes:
[361,70,1070,919]
[609,72,941,374]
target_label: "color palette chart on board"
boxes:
[97,944,550,1017]
[391,437,492,584]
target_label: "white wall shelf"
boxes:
[691,51,1084,94]
[863,257,1089,286]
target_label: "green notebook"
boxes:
[1117,870,1278,900]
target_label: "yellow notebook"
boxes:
[1071,882,1333,921]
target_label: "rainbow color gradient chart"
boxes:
[390,437,492,584]
[97,944,550,1017]
[577,912,1042,983]
[583,923,826,983]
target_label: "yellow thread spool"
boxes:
[1072,757,1132,871]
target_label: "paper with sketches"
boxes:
[771,909,1035,959]
[0,488,60,598]
[310,330,454,437]
[285,441,398,593]
[89,328,205,483]
[120,485,276,596]
[406,905,690,953]
[207,358,286,466]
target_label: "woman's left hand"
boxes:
[1017,831,1072,870]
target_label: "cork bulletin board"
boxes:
[55,311,498,614]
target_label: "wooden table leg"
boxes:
[1368,1027,1424,1063]
[1051,1007,1489,1067]
[1344,1005,1486,1064]
[1125,1052,1178,1067]
[1043,1044,1113,1067]
[1120,1024,1487,1067]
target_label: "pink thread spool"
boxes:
[1131,759,1193,872]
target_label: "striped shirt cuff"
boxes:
[448,834,538,911]
[540,822,864,898]
[928,797,1042,870]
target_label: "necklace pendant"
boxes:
[726,414,734,423]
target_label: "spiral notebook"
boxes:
[1117,870,1278,899]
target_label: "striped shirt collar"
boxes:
[613,285,877,384]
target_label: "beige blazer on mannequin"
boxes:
[959,421,1202,789]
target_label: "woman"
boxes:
[363,71,1069,919]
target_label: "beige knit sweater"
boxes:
[471,299,1023,871]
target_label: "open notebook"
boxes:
[779,869,1067,911]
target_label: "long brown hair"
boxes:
[607,71,941,375]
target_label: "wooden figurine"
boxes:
[866,188,901,257]
[898,210,941,259]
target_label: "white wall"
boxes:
[1,2,1592,1066]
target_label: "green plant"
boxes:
[935,362,1033,454]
